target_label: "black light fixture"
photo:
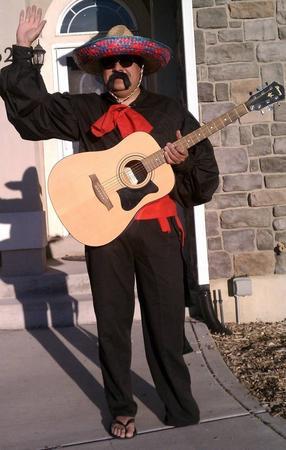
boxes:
[33,40,46,69]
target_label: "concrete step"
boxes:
[0,259,91,299]
[0,256,142,329]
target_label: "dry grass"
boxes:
[212,320,286,419]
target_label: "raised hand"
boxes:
[16,5,46,47]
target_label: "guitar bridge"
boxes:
[89,174,113,211]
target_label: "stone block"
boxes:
[250,189,286,206]
[208,63,259,81]
[221,125,240,146]
[240,109,273,125]
[201,102,235,122]
[273,217,286,230]
[214,147,248,174]
[265,174,286,188]
[252,124,270,137]
[257,229,274,250]
[240,126,252,144]
[221,208,271,228]
[278,26,286,39]
[215,83,229,101]
[248,137,272,156]
[230,20,242,28]
[274,204,286,216]
[257,42,286,62]
[197,7,228,28]
[208,236,222,250]
[244,18,276,41]
[218,30,243,42]
[205,32,217,45]
[208,131,221,147]
[198,82,214,102]
[208,193,248,209]
[275,230,286,241]
[223,174,262,192]
[230,78,261,105]
[274,137,286,154]
[261,63,284,86]
[206,43,254,65]
[274,102,286,121]
[275,253,286,274]
[208,251,233,279]
[249,159,259,172]
[271,123,286,135]
[193,0,214,7]
[260,156,286,172]
[198,65,208,81]
[195,30,205,64]
[205,210,220,236]
[277,0,286,24]
[234,251,275,276]
[229,1,275,19]
[223,229,255,252]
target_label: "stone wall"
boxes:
[193,0,286,279]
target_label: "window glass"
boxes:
[60,0,136,34]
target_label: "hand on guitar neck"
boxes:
[163,130,188,165]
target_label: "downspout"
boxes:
[181,0,228,333]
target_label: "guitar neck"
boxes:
[143,102,249,172]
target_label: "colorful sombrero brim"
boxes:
[73,36,172,75]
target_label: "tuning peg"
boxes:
[260,109,265,115]
[249,91,253,95]
[265,81,269,86]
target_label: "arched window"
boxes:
[60,0,137,34]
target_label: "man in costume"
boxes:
[0,6,219,439]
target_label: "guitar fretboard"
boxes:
[143,102,248,173]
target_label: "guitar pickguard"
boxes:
[117,181,159,211]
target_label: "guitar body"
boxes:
[48,132,175,246]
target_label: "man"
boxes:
[1,5,219,439]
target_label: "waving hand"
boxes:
[16,5,46,47]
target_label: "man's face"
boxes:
[101,55,143,97]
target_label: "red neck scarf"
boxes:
[91,103,153,138]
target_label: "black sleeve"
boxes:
[0,45,80,141]
[170,107,219,207]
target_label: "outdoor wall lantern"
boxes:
[33,40,46,69]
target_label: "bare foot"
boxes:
[110,416,136,439]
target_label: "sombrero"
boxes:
[73,25,172,75]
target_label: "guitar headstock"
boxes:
[245,81,285,112]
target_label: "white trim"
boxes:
[181,0,210,286]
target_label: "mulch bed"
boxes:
[212,320,286,419]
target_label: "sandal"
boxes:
[110,417,137,439]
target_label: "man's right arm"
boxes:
[0,5,80,142]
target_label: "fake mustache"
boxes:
[107,71,131,90]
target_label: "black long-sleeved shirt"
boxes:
[0,45,219,208]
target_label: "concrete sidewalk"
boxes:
[1,319,286,450]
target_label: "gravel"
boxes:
[212,320,286,419]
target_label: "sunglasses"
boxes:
[100,55,143,70]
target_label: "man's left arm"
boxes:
[170,111,219,207]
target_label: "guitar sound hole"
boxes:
[125,160,147,184]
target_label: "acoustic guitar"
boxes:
[48,81,284,246]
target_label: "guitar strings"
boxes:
[98,139,191,192]
[99,152,165,192]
